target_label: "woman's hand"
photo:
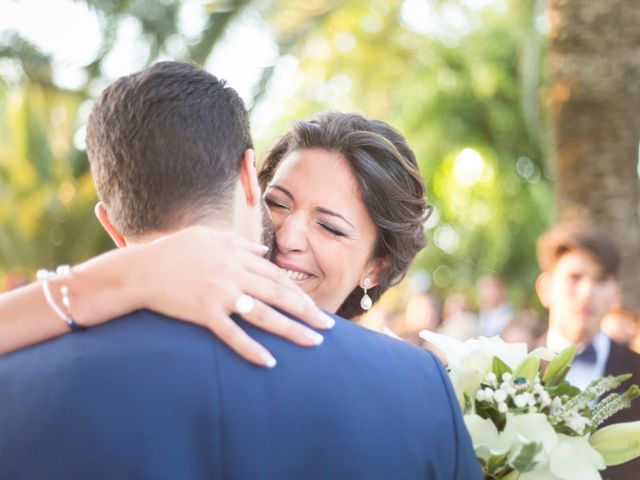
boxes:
[124,226,335,367]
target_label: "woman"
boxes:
[0,112,429,366]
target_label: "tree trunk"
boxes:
[549,0,640,306]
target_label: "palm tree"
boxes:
[549,0,640,304]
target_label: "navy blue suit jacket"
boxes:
[602,340,640,480]
[0,310,482,479]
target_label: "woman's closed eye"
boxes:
[264,196,289,210]
[317,221,348,238]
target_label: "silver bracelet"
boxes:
[37,265,86,331]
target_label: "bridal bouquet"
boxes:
[419,331,640,480]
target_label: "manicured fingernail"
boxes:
[256,244,269,253]
[261,351,277,368]
[303,293,315,305]
[305,329,324,346]
[318,312,335,329]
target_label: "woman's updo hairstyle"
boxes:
[259,112,431,319]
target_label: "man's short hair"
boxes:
[86,61,253,237]
[536,223,620,277]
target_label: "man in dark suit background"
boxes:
[0,61,482,479]
[536,223,640,480]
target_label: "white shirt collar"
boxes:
[546,329,611,390]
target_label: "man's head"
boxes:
[86,61,267,246]
[535,223,620,344]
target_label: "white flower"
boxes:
[529,346,557,362]
[550,397,564,413]
[502,372,512,382]
[549,434,604,480]
[464,414,512,460]
[515,395,528,408]
[503,412,559,460]
[494,390,507,403]
[476,390,486,402]
[418,331,534,407]
[498,402,508,413]
[485,372,497,384]
[519,433,604,480]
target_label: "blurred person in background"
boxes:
[601,306,640,349]
[356,304,397,336]
[536,223,640,480]
[476,274,514,337]
[395,292,441,346]
[500,310,548,351]
[437,291,479,341]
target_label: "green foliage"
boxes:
[510,442,542,473]
[513,356,539,383]
[542,345,576,384]
[0,0,552,304]
[492,356,512,379]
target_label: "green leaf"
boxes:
[546,381,580,398]
[543,345,576,384]
[492,356,512,379]
[509,442,542,473]
[513,355,540,383]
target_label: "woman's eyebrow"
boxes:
[270,185,294,200]
[316,207,355,229]
[270,184,355,230]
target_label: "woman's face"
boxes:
[264,148,380,313]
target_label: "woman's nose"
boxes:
[275,213,309,254]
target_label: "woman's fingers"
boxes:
[236,297,325,348]
[205,310,277,368]
[241,255,335,330]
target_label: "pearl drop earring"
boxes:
[360,278,372,311]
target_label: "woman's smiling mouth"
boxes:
[276,261,314,282]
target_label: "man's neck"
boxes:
[546,324,598,351]
[125,218,240,246]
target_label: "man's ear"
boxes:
[360,257,389,289]
[95,202,127,248]
[535,272,551,308]
[238,148,260,207]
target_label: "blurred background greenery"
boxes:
[0,0,638,310]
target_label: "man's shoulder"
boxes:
[0,309,214,374]
[605,339,640,395]
[607,339,640,370]
[270,313,453,399]
[329,314,438,363]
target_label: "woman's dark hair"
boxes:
[259,112,431,318]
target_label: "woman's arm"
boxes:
[0,226,334,367]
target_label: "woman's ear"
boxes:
[95,202,127,248]
[360,257,389,289]
[238,148,260,207]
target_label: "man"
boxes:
[0,62,481,479]
[536,223,640,480]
